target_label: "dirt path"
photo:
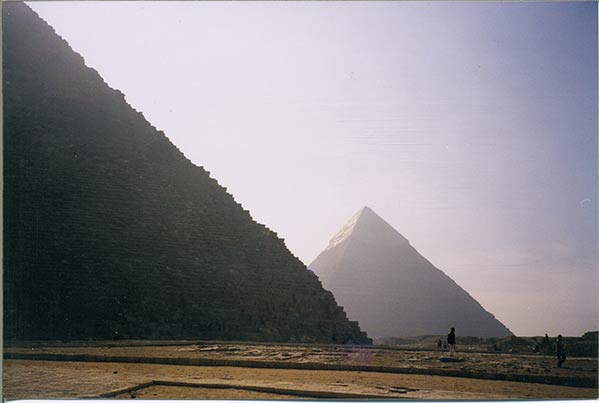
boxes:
[4,359,597,400]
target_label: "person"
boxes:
[556,334,566,368]
[541,333,551,355]
[437,339,442,350]
[447,327,456,356]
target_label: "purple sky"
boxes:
[26,1,597,336]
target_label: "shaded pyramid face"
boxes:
[310,207,513,338]
[3,2,370,344]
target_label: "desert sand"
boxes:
[3,342,597,400]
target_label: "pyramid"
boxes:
[309,207,513,339]
[3,2,371,344]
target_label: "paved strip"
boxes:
[5,352,596,388]
[85,381,155,398]
[86,380,412,400]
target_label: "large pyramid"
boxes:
[3,2,370,344]
[309,207,512,339]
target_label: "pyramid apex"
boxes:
[358,206,374,215]
[355,206,385,222]
[326,206,408,250]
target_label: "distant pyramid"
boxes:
[310,207,512,338]
[3,2,370,344]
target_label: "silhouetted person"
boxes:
[556,335,566,368]
[437,339,442,349]
[447,327,456,356]
[541,333,551,355]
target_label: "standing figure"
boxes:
[447,327,456,356]
[556,335,566,368]
[541,333,551,355]
[437,339,442,350]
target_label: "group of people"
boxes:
[540,333,567,367]
[437,328,567,368]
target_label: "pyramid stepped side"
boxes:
[310,208,512,339]
[3,2,370,344]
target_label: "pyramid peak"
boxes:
[357,206,376,216]
[354,206,395,227]
[356,206,387,221]
[326,206,408,250]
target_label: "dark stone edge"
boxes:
[82,379,409,400]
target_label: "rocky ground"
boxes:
[4,341,598,400]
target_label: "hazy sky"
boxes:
[27,1,597,336]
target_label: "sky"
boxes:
[26,1,597,337]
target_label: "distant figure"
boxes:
[556,335,566,368]
[447,327,456,356]
[443,342,447,349]
[541,334,551,355]
[532,337,541,354]
[437,339,442,350]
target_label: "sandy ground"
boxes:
[6,342,596,381]
[4,358,597,400]
[4,342,598,400]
